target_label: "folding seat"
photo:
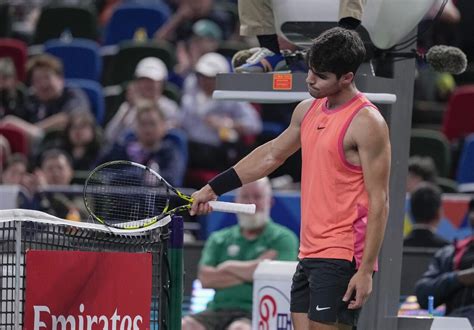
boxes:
[410,128,451,178]
[33,6,98,44]
[0,4,12,38]
[0,38,27,82]
[103,41,175,86]
[0,125,29,156]
[442,85,474,142]
[66,79,105,125]
[103,2,170,46]
[45,38,102,81]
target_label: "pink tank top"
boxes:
[299,93,378,271]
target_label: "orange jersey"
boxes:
[299,93,378,271]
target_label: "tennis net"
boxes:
[0,209,182,329]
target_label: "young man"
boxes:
[404,183,449,248]
[190,27,391,329]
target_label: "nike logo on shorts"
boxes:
[315,305,331,311]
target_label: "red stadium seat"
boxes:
[442,85,474,142]
[0,125,29,156]
[0,38,27,82]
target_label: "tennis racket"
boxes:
[83,160,255,229]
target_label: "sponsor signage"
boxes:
[24,250,152,330]
[253,261,297,330]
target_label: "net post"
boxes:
[168,216,184,329]
[14,220,21,329]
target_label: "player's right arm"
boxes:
[190,99,313,215]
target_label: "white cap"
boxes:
[134,57,168,81]
[195,52,230,77]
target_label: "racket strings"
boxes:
[85,163,170,226]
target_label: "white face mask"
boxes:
[237,212,269,230]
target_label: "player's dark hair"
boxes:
[306,27,366,78]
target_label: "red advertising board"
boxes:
[24,250,152,330]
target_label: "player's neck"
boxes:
[325,84,359,110]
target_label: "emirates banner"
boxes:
[24,250,152,330]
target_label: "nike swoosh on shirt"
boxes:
[317,126,326,130]
[315,305,331,311]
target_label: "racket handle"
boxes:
[208,201,256,214]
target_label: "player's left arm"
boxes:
[343,106,391,309]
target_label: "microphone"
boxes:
[384,45,468,74]
[425,45,467,75]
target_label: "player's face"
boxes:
[306,69,341,99]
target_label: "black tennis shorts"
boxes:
[290,258,360,326]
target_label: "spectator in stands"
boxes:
[40,111,102,172]
[404,183,450,248]
[175,19,223,77]
[415,198,474,323]
[24,149,86,220]
[100,100,186,187]
[179,52,261,175]
[0,57,28,120]
[1,153,38,209]
[406,156,438,193]
[0,54,91,140]
[155,0,236,43]
[1,153,28,185]
[105,57,179,145]
[181,177,298,330]
[404,156,438,236]
[64,111,102,171]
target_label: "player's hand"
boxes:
[342,270,373,309]
[189,185,217,216]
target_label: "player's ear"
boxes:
[340,72,354,86]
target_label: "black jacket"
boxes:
[415,237,474,314]
[404,228,450,248]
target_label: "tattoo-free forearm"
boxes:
[359,194,389,274]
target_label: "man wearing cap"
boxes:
[104,57,179,145]
[179,52,262,186]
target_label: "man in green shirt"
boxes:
[182,177,299,330]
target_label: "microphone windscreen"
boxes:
[426,45,467,75]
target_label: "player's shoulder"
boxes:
[352,104,388,131]
[296,98,316,112]
[292,98,317,122]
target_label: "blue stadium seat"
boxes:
[199,191,301,239]
[45,38,102,81]
[103,2,171,46]
[456,134,474,186]
[65,79,105,125]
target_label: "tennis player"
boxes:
[190,27,391,330]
